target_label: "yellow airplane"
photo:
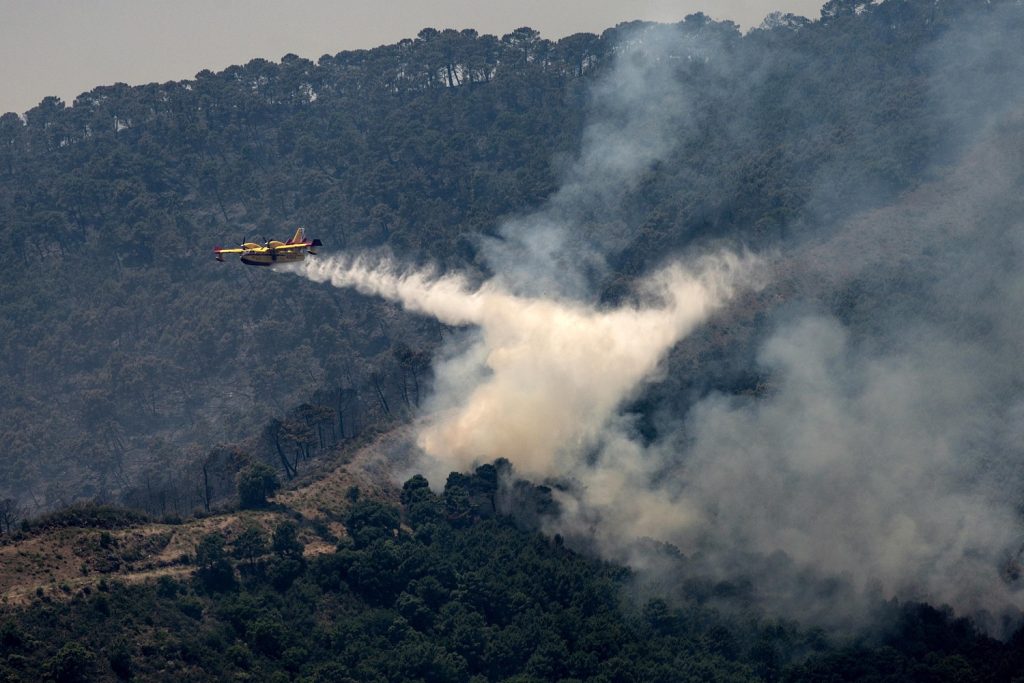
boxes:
[214,227,322,266]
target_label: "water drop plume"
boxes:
[300,251,761,478]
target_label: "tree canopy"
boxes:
[1,0,1006,516]
[2,466,1019,682]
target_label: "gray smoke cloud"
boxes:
[651,111,1024,628]
[482,22,738,298]
[555,8,1024,629]
[294,10,1024,632]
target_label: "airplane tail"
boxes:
[287,226,305,244]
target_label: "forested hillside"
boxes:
[3,467,1022,682]
[4,1,1024,678]
[0,0,992,516]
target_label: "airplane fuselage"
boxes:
[239,250,309,266]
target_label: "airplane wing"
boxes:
[269,239,323,251]
[214,246,247,262]
[269,242,312,251]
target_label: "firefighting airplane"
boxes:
[213,227,322,266]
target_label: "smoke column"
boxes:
[293,10,1024,633]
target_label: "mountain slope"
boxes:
[0,3,993,513]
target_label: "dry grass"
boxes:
[0,426,411,607]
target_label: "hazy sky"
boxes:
[0,0,824,116]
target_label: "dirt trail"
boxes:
[0,427,411,607]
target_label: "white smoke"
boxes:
[301,250,761,480]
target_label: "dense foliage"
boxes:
[2,467,1020,682]
[4,2,1024,676]
[0,0,1010,516]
